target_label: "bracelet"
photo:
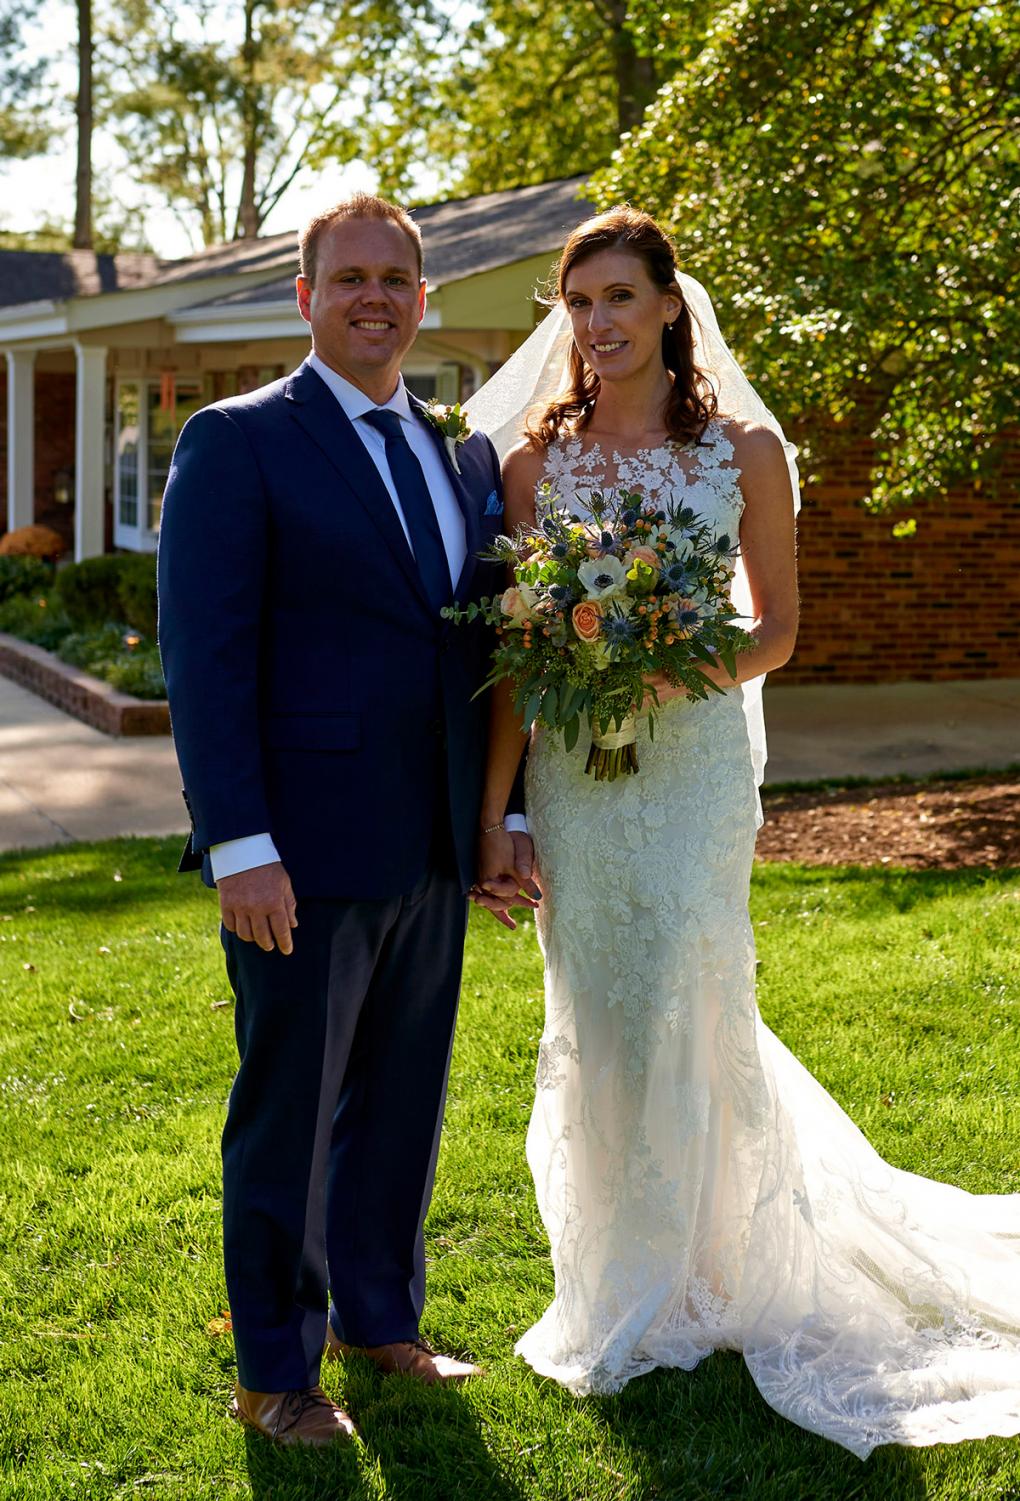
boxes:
[480,821,505,836]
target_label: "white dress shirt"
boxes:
[210,357,470,881]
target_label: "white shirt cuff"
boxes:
[504,814,530,835]
[209,833,282,881]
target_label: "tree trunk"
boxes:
[602,0,657,135]
[73,0,92,249]
[236,0,260,238]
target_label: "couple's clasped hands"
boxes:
[471,828,541,930]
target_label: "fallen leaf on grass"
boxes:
[207,1312,233,1336]
[23,963,35,972]
[97,946,111,955]
[210,999,232,1010]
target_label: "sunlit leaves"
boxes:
[595,0,1020,510]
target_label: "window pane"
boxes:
[117,383,140,529]
[404,373,437,401]
[146,380,206,533]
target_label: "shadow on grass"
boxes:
[587,1355,930,1500]
[243,1370,524,1501]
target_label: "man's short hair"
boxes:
[299,194,424,285]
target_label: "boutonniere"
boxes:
[423,401,472,474]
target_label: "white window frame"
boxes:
[113,375,204,553]
[113,378,146,551]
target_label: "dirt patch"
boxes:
[757,775,1020,869]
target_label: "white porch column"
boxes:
[5,349,36,532]
[73,342,108,561]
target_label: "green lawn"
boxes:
[1,838,1019,1501]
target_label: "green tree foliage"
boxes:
[596,0,1020,510]
[104,0,439,247]
[0,1,51,158]
[366,0,675,199]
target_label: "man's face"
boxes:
[296,216,426,397]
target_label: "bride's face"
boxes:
[563,249,681,385]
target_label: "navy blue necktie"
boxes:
[362,408,452,611]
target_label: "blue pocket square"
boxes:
[483,490,503,517]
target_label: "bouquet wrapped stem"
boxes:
[443,485,754,785]
[586,712,638,781]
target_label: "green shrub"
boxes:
[0,592,73,651]
[54,556,126,629]
[53,553,159,639]
[57,623,127,669]
[56,623,166,701]
[0,555,52,604]
[101,648,165,700]
[116,553,158,639]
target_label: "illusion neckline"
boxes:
[554,419,723,467]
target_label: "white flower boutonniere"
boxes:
[423,400,472,474]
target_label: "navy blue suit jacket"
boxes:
[157,359,505,900]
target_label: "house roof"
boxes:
[0,176,594,313]
[0,249,161,308]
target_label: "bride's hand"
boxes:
[472,827,540,931]
[641,671,688,707]
[643,660,739,707]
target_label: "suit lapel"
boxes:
[408,393,483,602]
[285,361,431,611]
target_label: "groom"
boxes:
[158,193,529,1446]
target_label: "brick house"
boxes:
[1,175,1016,686]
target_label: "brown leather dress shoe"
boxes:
[324,1325,480,1385]
[232,1383,357,1446]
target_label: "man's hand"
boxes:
[218,861,298,955]
[471,828,541,931]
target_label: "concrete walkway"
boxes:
[0,674,1017,853]
[0,677,184,851]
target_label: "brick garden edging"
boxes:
[0,631,170,736]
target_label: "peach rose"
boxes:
[572,600,604,643]
[501,584,537,626]
[623,544,661,572]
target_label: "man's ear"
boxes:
[296,275,312,325]
[418,279,427,324]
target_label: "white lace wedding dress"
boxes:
[518,423,1020,1458]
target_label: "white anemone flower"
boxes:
[578,555,627,601]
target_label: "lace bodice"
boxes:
[538,421,745,552]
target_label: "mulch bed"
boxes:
[757,775,1020,870]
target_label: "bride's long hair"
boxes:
[527,206,718,450]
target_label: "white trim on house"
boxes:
[0,270,290,347]
[74,343,107,561]
[5,349,35,531]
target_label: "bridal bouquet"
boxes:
[443,485,753,780]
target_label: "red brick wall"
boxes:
[0,369,77,551]
[774,435,1020,685]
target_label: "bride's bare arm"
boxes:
[475,442,546,911]
[648,423,798,700]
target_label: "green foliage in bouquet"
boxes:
[444,486,753,779]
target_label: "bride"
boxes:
[468,206,1020,1459]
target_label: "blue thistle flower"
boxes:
[602,614,638,643]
